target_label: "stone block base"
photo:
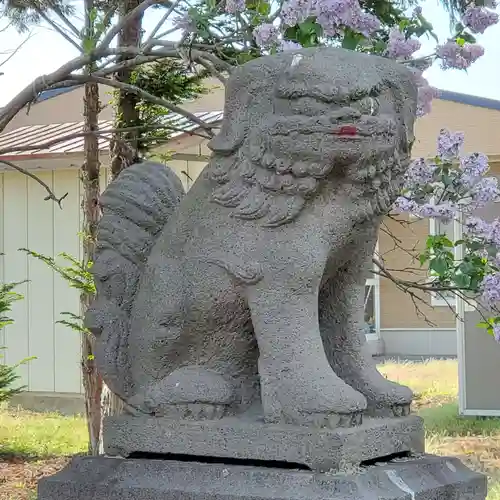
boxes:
[38,454,486,500]
[104,414,424,472]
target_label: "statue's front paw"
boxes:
[363,379,413,417]
[126,367,236,420]
[260,362,367,428]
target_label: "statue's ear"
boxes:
[208,78,252,154]
[208,119,247,154]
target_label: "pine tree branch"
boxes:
[37,10,83,52]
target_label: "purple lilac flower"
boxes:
[465,217,500,246]
[437,129,464,160]
[393,196,418,214]
[281,0,313,25]
[471,176,500,206]
[417,83,438,116]
[280,40,303,51]
[404,158,436,185]
[481,273,500,308]
[436,41,485,70]
[410,70,438,117]
[349,10,381,36]
[412,6,422,16]
[386,28,421,59]
[253,23,280,48]
[460,152,489,186]
[462,6,499,34]
[315,0,380,36]
[418,202,456,220]
[493,325,500,342]
[225,0,246,13]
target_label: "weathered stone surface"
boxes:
[38,454,487,500]
[86,47,419,428]
[104,414,424,472]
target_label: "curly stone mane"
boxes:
[205,50,416,227]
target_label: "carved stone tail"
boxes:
[85,161,185,399]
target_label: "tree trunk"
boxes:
[81,80,103,456]
[110,0,144,179]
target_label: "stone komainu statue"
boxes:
[86,47,418,428]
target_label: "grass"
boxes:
[1,359,500,498]
[0,406,87,499]
[379,359,500,498]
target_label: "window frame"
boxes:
[365,243,381,340]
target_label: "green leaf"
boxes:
[453,273,471,288]
[419,253,429,265]
[342,29,363,50]
[456,37,466,47]
[429,255,449,275]
[477,321,491,328]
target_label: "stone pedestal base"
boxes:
[38,454,486,500]
[104,415,425,472]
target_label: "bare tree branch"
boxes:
[143,0,182,49]
[0,41,233,133]
[0,159,68,207]
[65,74,217,135]
[0,33,34,69]
[99,0,167,49]
[0,20,13,33]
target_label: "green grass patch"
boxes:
[0,406,87,458]
[420,402,500,437]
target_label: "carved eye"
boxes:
[352,97,380,116]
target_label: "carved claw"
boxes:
[365,403,411,418]
[267,410,363,429]
[154,403,228,420]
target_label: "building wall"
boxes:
[0,167,109,396]
[413,99,500,157]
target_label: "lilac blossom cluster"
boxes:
[386,28,421,59]
[465,217,500,247]
[437,128,464,160]
[252,23,280,48]
[225,0,246,14]
[481,273,500,310]
[280,0,380,37]
[411,69,438,117]
[394,129,500,221]
[462,6,499,34]
[436,41,485,70]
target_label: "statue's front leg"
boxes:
[320,220,413,417]
[247,277,367,428]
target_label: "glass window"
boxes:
[429,218,455,306]
[364,282,377,335]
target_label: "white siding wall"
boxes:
[0,168,109,394]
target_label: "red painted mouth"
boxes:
[333,125,358,136]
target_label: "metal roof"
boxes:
[0,111,223,159]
